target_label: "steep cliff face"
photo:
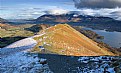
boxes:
[33,24,115,56]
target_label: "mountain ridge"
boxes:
[35,13,115,23]
[0,23,118,56]
[32,24,115,56]
[33,13,121,32]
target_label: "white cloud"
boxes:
[32,12,42,15]
[0,5,121,21]
[16,8,42,19]
[0,5,69,19]
[45,8,69,15]
[77,7,121,20]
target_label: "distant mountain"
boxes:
[35,13,116,23]
[32,24,115,56]
[6,19,35,25]
[34,13,121,32]
[0,17,8,23]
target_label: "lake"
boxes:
[83,27,121,48]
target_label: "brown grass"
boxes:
[33,24,115,56]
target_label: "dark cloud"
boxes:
[73,0,121,8]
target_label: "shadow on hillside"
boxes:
[37,53,121,73]
[38,53,79,73]
[24,25,42,33]
[24,24,51,33]
[0,36,26,48]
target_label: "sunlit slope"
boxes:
[33,24,115,56]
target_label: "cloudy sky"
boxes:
[0,0,121,20]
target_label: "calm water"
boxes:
[83,28,121,48]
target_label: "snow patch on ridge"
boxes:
[0,34,53,73]
[0,37,37,57]
[4,38,37,49]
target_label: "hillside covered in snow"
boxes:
[0,36,53,73]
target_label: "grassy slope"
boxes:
[0,23,34,47]
[0,23,34,37]
[33,24,115,56]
